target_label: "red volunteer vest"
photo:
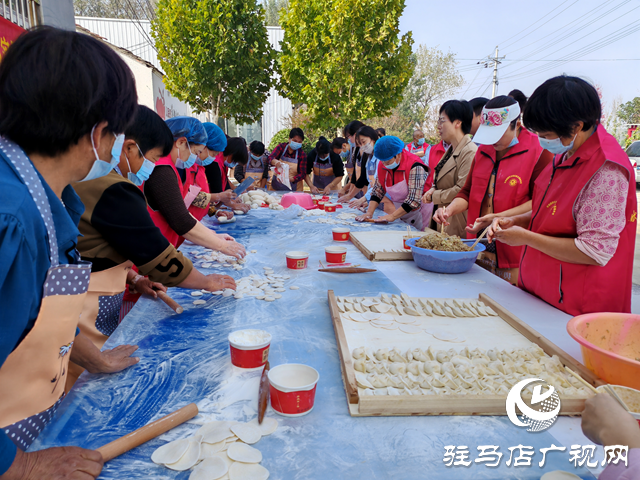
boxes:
[215,152,230,191]
[377,150,426,190]
[466,129,544,268]
[425,141,446,190]
[145,155,207,248]
[519,125,636,315]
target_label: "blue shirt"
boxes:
[0,148,84,474]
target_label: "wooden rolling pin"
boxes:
[318,267,377,273]
[96,403,198,462]
[157,290,184,314]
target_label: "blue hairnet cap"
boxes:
[374,135,404,162]
[203,122,227,152]
[165,116,208,145]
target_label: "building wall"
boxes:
[41,0,75,30]
[263,26,292,147]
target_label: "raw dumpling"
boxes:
[352,347,365,360]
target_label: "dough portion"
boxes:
[230,422,262,444]
[249,417,278,436]
[190,456,229,480]
[227,443,263,464]
[151,438,190,465]
[229,462,270,480]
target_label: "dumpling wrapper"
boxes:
[399,324,422,334]
[230,423,262,444]
[190,456,229,480]
[360,311,381,321]
[380,323,398,330]
[227,442,263,464]
[229,462,269,480]
[371,303,392,313]
[199,440,227,459]
[348,313,367,323]
[248,417,278,436]
[361,299,379,307]
[165,438,201,471]
[396,316,416,325]
[151,438,190,465]
[199,422,236,444]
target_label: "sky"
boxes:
[399,0,640,117]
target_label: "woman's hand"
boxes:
[204,274,237,292]
[218,233,235,241]
[487,217,515,243]
[466,214,495,235]
[218,240,246,259]
[231,202,250,213]
[216,210,234,220]
[349,197,366,209]
[422,188,435,204]
[581,393,640,447]
[322,186,332,195]
[374,214,395,223]
[492,225,529,247]
[133,278,166,298]
[216,191,237,203]
[337,194,352,204]
[355,212,373,222]
[310,185,320,194]
[432,207,450,226]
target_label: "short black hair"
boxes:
[343,121,364,137]
[508,89,528,113]
[289,127,304,140]
[485,95,519,129]
[331,137,347,149]
[440,100,473,135]
[523,75,601,138]
[224,137,248,165]
[125,106,173,157]
[249,140,265,156]
[469,97,489,117]
[315,136,331,155]
[375,127,386,138]
[0,27,137,156]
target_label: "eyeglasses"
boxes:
[437,117,448,125]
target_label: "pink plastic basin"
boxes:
[567,313,640,390]
[280,193,315,210]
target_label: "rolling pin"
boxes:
[157,290,184,314]
[318,267,377,273]
[96,403,198,462]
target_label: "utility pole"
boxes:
[480,46,505,98]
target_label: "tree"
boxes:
[152,0,275,124]
[262,0,288,26]
[277,0,413,131]
[618,97,640,125]
[396,45,464,125]
[74,0,153,19]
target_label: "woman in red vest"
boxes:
[488,76,636,315]
[433,95,552,285]
[143,117,245,259]
[356,136,431,230]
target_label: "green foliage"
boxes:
[396,45,464,125]
[262,0,288,26]
[152,0,275,123]
[625,127,640,149]
[618,97,640,125]
[277,0,413,131]
[268,128,314,154]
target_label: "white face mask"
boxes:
[538,133,577,155]
[360,143,374,155]
[79,126,123,182]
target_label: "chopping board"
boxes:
[350,229,435,261]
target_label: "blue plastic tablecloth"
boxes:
[31,207,596,479]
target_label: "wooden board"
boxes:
[327,290,605,417]
[350,229,435,261]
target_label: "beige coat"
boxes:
[430,135,477,237]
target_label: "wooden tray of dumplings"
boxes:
[350,230,433,261]
[327,290,604,417]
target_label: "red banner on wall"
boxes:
[0,16,26,61]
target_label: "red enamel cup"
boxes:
[324,203,337,213]
[228,329,272,368]
[268,364,319,416]
[332,228,350,242]
[286,251,309,269]
[325,246,347,263]
[317,201,327,210]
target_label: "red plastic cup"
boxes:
[228,329,272,369]
[325,246,347,263]
[312,198,319,205]
[332,227,350,242]
[286,251,309,269]
[324,203,337,212]
[321,196,330,201]
[268,364,319,417]
[317,201,326,210]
